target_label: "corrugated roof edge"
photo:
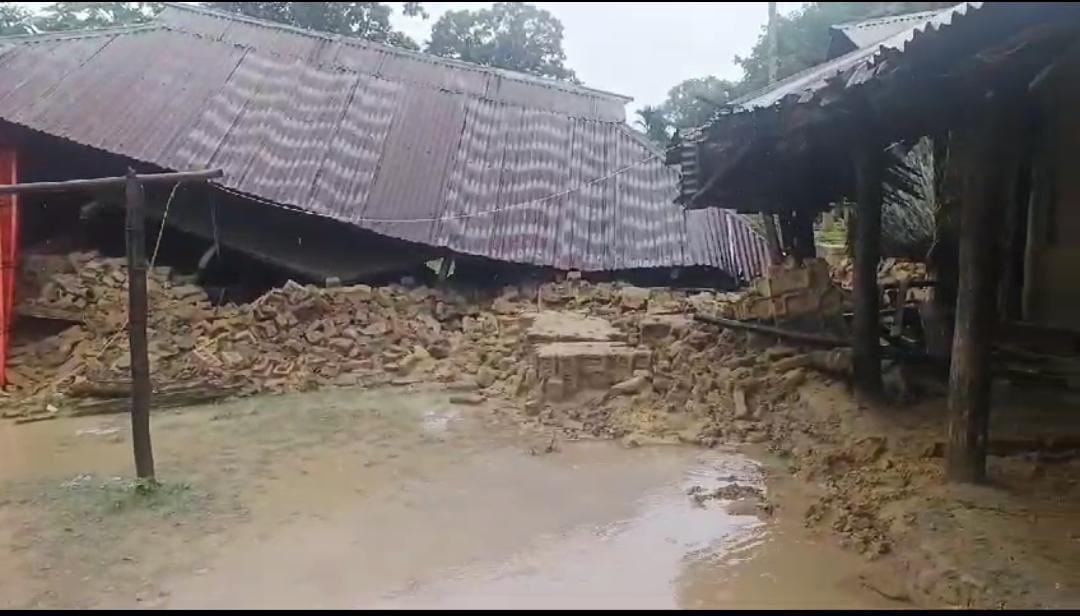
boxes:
[157,2,633,105]
[831,8,950,33]
[700,2,977,120]
[0,22,158,44]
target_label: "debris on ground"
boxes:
[6,251,1079,609]
[687,483,764,507]
[7,252,529,417]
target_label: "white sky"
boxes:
[16,1,803,113]
[390,2,804,113]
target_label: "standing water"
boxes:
[0,388,892,609]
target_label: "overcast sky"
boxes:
[391,2,803,114]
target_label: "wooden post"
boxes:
[0,168,221,484]
[760,1,784,266]
[125,169,155,483]
[437,257,452,282]
[792,208,817,263]
[946,95,1010,483]
[926,205,958,360]
[767,2,779,85]
[852,137,885,397]
[762,214,784,265]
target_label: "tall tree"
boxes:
[634,105,671,146]
[35,2,162,31]
[636,76,744,146]
[0,2,33,35]
[203,2,426,49]
[734,2,956,93]
[662,76,741,130]
[426,2,576,82]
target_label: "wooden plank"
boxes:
[693,312,848,347]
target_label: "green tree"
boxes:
[634,105,671,146]
[662,76,742,130]
[35,2,162,32]
[637,76,745,146]
[734,2,956,93]
[426,2,576,82]
[0,3,33,35]
[203,2,426,49]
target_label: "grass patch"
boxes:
[6,473,215,529]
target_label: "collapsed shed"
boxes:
[674,1,1080,481]
[0,2,768,291]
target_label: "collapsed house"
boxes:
[0,2,767,289]
[674,2,1080,481]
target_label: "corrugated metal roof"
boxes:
[0,3,767,276]
[729,2,980,113]
[685,209,770,280]
[156,3,631,122]
[676,2,999,207]
[831,9,951,50]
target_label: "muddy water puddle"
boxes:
[0,387,891,609]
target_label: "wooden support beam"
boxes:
[693,312,943,366]
[0,168,222,195]
[852,135,885,397]
[946,95,1013,484]
[694,312,848,347]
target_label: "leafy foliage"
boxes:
[662,76,742,130]
[426,2,576,82]
[882,138,939,258]
[637,76,746,145]
[203,2,426,49]
[35,2,162,32]
[639,2,956,146]
[634,105,671,146]
[734,2,956,94]
[0,2,31,35]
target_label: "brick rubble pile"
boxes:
[6,252,529,417]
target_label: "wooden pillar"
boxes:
[762,214,784,265]
[852,137,885,397]
[997,130,1031,322]
[761,2,784,267]
[792,208,817,262]
[926,205,958,360]
[1022,135,1050,322]
[125,169,155,484]
[946,95,1011,483]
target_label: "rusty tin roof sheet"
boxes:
[0,3,767,275]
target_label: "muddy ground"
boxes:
[3,270,1080,608]
[0,386,901,609]
[2,379,1079,608]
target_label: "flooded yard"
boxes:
[0,387,892,609]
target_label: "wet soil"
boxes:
[0,386,891,609]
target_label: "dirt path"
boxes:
[0,387,892,609]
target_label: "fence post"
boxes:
[125,168,155,483]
